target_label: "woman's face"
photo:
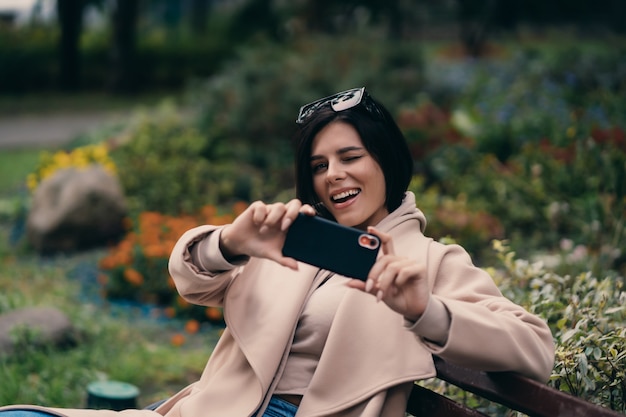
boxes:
[310,121,388,230]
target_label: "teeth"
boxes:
[332,189,360,201]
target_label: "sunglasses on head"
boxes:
[295,87,384,124]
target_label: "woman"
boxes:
[0,87,555,417]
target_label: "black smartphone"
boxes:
[282,213,380,281]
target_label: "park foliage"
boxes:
[16,33,626,412]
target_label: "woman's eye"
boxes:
[344,155,362,162]
[312,162,328,173]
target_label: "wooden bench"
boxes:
[145,356,623,416]
[407,356,623,417]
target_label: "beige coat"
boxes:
[0,193,555,417]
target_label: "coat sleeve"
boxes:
[416,242,555,382]
[167,225,243,307]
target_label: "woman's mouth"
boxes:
[331,189,361,204]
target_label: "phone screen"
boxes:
[282,214,380,280]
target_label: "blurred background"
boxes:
[0,0,625,413]
[0,0,624,94]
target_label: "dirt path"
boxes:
[0,111,126,149]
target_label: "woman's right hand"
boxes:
[219,199,315,269]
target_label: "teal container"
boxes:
[86,380,140,410]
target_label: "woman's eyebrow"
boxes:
[310,146,364,161]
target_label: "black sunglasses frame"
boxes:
[295,87,384,124]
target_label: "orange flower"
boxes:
[123,268,144,286]
[171,333,185,347]
[139,211,163,227]
[212,215,233,225]
[97,273,109,285]
[185,319,200,334]
[163,306,176,318]
[232,201,249,216]
[167,276,176,289]
[200,205,217,222]
[99,256,116,270]
[176,296,190,308]
[205,307,223,322]
[122,217,133,231]
[143,244,167,258]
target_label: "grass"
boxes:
[0,224,219,408]
[0,149,40,193]
[0,92,218,409]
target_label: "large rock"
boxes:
[0,306,76,357]
[27,165,128,254]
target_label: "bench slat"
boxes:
[433,357,623,417]
[406,384,489,417]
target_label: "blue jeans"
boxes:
[0,398,298,417]
[255,396,298,417]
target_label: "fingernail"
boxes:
[365,279,373,292]
[281,218,292,231]
[376,290,383,302]
[259,225,268,234]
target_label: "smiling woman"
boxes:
[0,87,555,417]
[309,121,389,230]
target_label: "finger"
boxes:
[259,204,288,235]
[269,252,299,270]
[363,254,391,297]
[265,203,287,225]
[377,258,412,293]
[281,199,303,231]
[299,204,317,216]
[345,279,366,291]
[368,227,395,256]
[250,201,269,225]
[393,262,425,287]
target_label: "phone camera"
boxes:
[359,234,380,250]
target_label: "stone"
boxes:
[27,165,128,254]
[0,306,76,357]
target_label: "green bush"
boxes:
[426,45,626,161]
[434,127,626,271]
[493,241,625,412]
[421,241,625,415]
[109,101,269,215]
[186,34,426,196]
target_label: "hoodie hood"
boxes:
[376,191,427,234]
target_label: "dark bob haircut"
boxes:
[293,89,414,219]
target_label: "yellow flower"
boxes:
[53,151,71,168]
[26,143,118,192]
[92,144,109,160]
[26,174,38,191]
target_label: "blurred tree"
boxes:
[109,0,140,93]
[456,0,496,57]
[57,0,86,91]
[300,0,412,39]
[228,0,281,42]
[190,0,210,36]
[484,0,626,36]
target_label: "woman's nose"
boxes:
[326,162,345,183]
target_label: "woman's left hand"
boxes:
[347,227,430,322]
